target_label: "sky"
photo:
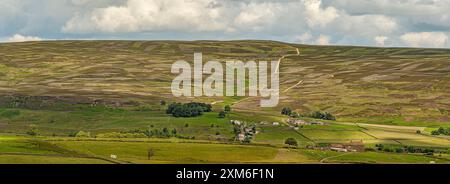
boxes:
[1,0,449,48]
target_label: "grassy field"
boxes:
[0,155,112,164]
[324,152,449,164]
[1,135,447,164]
[0,40,449,164]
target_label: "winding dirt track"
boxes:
[320,152,351,163]
[232,47,301,107]
[283,80,303,93]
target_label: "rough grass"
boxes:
[0,40,449,163]
[0,40,448,127]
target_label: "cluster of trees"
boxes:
[122,128,179,138]
[218,111,227,118]
[309,111,336,121]
[166,102,212,117]
[431,127,450,136]
[285,138,298,147]
[26,124,39,136]
[96,132,147,138]
[218,105,231,118]
[281,107,292,116]
[123,128,195,139]
[374,144,436,155]
[281,107,336,121]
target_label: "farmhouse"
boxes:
[330,147,348,152]
[287,118,326,126]
[231,120,242,126]
[287,119,307,125]
[237,133,245,141]
[330,140,365,152]
[231,120,257,142]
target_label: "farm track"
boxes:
[211,100,223,105]
[283,80,303,93]
[232,47,300,108]
[320,152,351,163]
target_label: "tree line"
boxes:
[431,127,450,136]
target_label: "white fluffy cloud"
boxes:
[316,35,330,45]
[7,34,42,42]
[234,2,282,32]
[401,32,448,48]
[63,0,228,33]
[375,36,388,46]
[296,32,313,43]
[304,0,339,28]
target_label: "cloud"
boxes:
[304,0,339,28]
[62,0,343,34]
[0,0,449,48]
[296,32,313,43]
[375,36,388,46]
[316,35,330,45]
[233,2,282,32]
[400,32,448,48]
[63,0,228,33]
[7,34,42,42]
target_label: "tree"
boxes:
[285,138,298,147]
[218,111,226,118]
[243,135,252,143]
[323,112,336,120]
[431,130,440,135]
[375,144,384,150]
[290,112,300,118]
[162,127,169,137]
[147,148,155,160]
[171,128,177,135]
[281,107,292,116]
[224,105,231,113]
[438,127,445,134]
[26,124,39,136]
[395,148,404,153]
